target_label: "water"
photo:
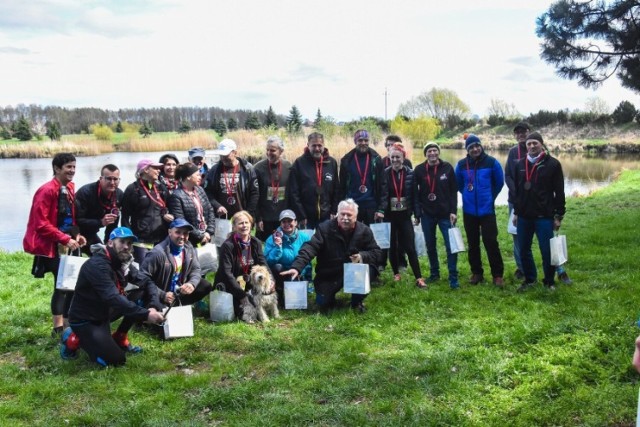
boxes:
[1,149,637,252]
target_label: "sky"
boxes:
[0,0,636,122]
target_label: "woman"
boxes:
[384,144,426,288]
[168,162,216,247]
[159,153,179,193]
[121,159,174,263]
[214,211,270,321]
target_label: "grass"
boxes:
[1,169,640,426]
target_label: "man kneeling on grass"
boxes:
[61,227,165,367]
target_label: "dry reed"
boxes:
[0,140,113,159]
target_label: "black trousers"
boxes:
[462,213,504,278]
[389,215,422,279]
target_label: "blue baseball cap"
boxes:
[169,218,195,231]
[109,227,138,242]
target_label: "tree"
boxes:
[285,105,303,133]
[178,120,191,134]
[0,126,11,140]
[264,106,278,128]
[585,96,611,115]
[45,120,62,141]
[536,0,640,93]
[91,124,113,141]
[314,108,324,129]
[487,98,520,121]
[227,117,238,131]
[139,120,153,138]
[115,121,124,133]
[390,115,441,144]
[244,113,261,130]
[612,100,637,123]
[211,118,227,136]
[397,88,470,129]
[13,116,33,141]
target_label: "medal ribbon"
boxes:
[97,182,116,212]
[269,161,282,201]
[355,153,370,189]
[188,189,205,225]
[391,168,405,201]
[169,251,185,292]
[223,163,239,200]
[425,162,439,196]
[139,179,166,209]
[235,237,252,275]
[525,153,544,185]
[104,250,126,295]
[465,159,476,190]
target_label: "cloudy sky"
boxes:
[0,0,635,122]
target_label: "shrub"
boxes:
[612,101,637,124]
[90,124,113,141]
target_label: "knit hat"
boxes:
[175,162,200,180]
[513,121,531,132]
[423,141,440,156]
[526,131,544,144]
[465,134,481,150]
[353,129,369,143]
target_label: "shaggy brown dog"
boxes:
[248,265,280,323]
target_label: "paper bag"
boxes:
[197,243,218,274]
[213,218,232,247]
[162,304,194,339]
[284,281,308,309]
[343,263,370,295]
[448,227,466,254]
[56,255,88,291]
[210,287,235,322]
[507,211,517,235]
[370,222,391,249]
[414,225,427,257]
[550,235,568,266]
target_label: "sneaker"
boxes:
[545,283,557,291]
[469,274,484,285]
[558,272,573,285]
[393,274,402,282]
[426,275,440,284]
[449,279,460,289]
[517,281,535,292]
[60,327,78,360]
[415,278,427,289]
[493,277,505,288]
[514,269,525,280]
[112,332,143,353]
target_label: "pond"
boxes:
[1,149,637,252]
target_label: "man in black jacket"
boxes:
[62,227,164,367]
[281,199,382,313]
[75,164,124,256]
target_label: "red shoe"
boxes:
[112,331,142,353]
[393,274,402,282]
[416,278,427,289]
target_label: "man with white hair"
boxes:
[253,135,291,240]
[281,199,381,313]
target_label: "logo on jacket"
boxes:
[324,173,333,182]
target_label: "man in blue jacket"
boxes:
[455,135,505,287]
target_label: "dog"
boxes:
[247,264,280,323]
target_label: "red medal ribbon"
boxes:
[223,163,239,199]
[525,153,545,185]
[269,161,282,200]
[97,183,116,212]
[425,162,439,195]
[355,153,370,189]
[391,168,405,201]
[235,237,252,275]
[465,159,476,190]
[139,179,166,209]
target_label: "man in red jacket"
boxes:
[23,152,86,338]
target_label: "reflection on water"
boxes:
[0,150,637,252]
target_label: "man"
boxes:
[382,134,412,169]
[339,129,388,225]
[287,132,340,230]
[23,152,87,338]
[414,142,459,288]
[455,135,505,287]
[205,138,259,220]
[253,136,291,241]
[75,164,124,256]
[188,147,209,185]
[281,199,382,313]
[140,218,213,307]
[505,122,572,284]
[61,227,165,367]
[513,132,566,291]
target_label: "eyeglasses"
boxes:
[102,177,120,182]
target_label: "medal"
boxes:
[272,197,279,204]
[198,222,206,231]
[355,153,370,195]
[467,184,474,192]
[394,202,404,209]
[428,193,436,201]
[524,181,532,191]
[359,185,367,193]
[227,196,236,205]
[111,208,120,216]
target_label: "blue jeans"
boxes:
[421,215,458,283]
[516,216,555,285]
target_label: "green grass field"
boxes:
[1,170,639,426]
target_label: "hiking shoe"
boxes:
[352,302,367,314]
[469,274,484,285]
[112,332,143,353]
[416,278,427,289]
[60,327,79,360]
[493,277,505,288]
[393,274,402,282]
[514,269,525,280]
[426,275,440,284]
[449,279,460,289]
[558,272,573,285]
[517,281,535,292]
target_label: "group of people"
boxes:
[23,126,569,367]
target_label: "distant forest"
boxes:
[0,104,287,134]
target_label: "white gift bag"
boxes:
[550,235,568,266]
[507,211,517,235]
[197,243,218,274]
[210,287,235,322]
[448,227,466,254]
[370,222,391,249]
[56,255,88,291]
[213,218,232,247]
[284,280,308,309]
[343,263,370,295]
[162,304,194,339]
[414,225,427,257]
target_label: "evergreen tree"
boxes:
[244,113,261,130]
[139,120,153,138]
[178,120,191,134]
[115,121,124,133]
[264,106,278,128]
[212,118,227,136]
[227,117,238,131]
[0,126,11,140]
[286,105,303,133]
[314,108,323,129]
[612,100,637,124]
[45,120,62,141]
[14,116,33,141]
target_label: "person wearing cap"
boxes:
[253,135,292,241]
[159,153,180,193]
[506,122,572,285]
[188,147,209,184]
[61,227,165,367]
[455,134,505,287]
[382,135,413,169]
[215,210,271,320]
[75,164,124,257]
[414,141,460,288]
[512,131,566,292]
[24,152,87,338]
[339,129,388,225]
[264,209,312,305]
[383,144,426,288]
[121,159,174,263]
[140,218,213,308]
[205,138,259,220]
[168,162,216,247]
[287,132,340,230]
[281,199,381,313]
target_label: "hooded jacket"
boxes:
[339,147,388,213]
[75,180,124,243]
[205,157,259,219]
[121,179,170,244]
[414,159,458,219]
[513,154,566,219]
[455,150,504,217]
